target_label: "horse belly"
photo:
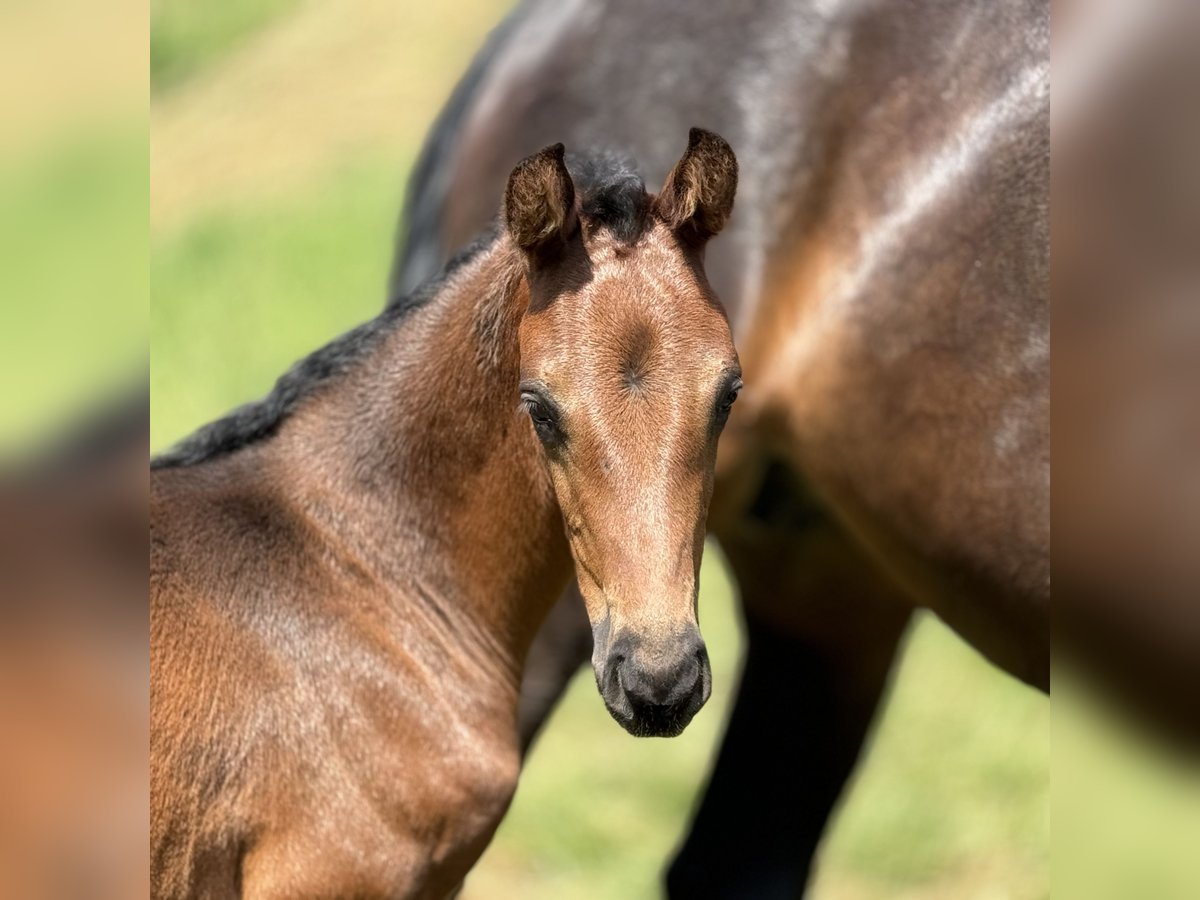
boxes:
[744,233,1049,687]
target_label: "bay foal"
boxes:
[151,132,739,898]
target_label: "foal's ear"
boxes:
[654,128,738,244]
[504,143,577,263]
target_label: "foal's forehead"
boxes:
[588,225,690,275]
[555,264,728,356]
[522,226,735,383]
[532,281,732,390]
[574,230,719,319]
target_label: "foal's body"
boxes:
[153,138,741,897]
[152,241,555,897]
[391,0,1049,893]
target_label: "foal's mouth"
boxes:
[607,698,702,738]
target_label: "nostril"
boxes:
[679,654,700,687]
[622,657,704,710]
[607,653,628,690]
[681,659,703,699]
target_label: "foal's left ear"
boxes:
[504,143,577,264]
[654,128,738,244]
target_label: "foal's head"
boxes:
[505,129,739,737]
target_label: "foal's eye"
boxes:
[521,392,563,445]
[717,379,742,416]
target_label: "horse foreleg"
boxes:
[516,581,593,753]
[668,464,911,899]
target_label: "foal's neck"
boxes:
[276,234,573,697]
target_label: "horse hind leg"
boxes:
[667,461,912,899]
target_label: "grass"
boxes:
[0,125,146,455]
[151,157,407,450]
[150,2,1051,897]
[151,0,304,90]
[815,624,1047,899]
[1053,673,1200,900]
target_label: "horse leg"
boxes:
[517,581,592,753]
[667,462,912,899]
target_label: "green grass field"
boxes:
[151,0,305,89]
[150,2,1051,896]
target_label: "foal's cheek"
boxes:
[544,461,591,543]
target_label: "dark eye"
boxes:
[521,391,563,446]
[717,378,742,419]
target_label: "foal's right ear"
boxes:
[504,143,577,264]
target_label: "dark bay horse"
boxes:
[390,0,1049,894]
[151,133,740,897]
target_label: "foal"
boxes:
[151,129,739,898]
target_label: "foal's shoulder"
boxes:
[150,453,315,603]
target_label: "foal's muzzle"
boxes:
[598,630,711,737]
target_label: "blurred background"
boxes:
[0,0,144,458]
[2,1,146,897]
[4,0,1197,897]
[149,2,1047,898]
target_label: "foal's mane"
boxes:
[152,228,498,470]
[152,152,650,470]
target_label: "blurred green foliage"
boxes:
[0,126,146,455]
[1054,672,1200,900]
[151,159,407,451]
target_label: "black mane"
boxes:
[152,226,498,470]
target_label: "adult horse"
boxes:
[389,0,1049,895]
[151,135,742,897]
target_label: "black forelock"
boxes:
[566,151,650,245]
